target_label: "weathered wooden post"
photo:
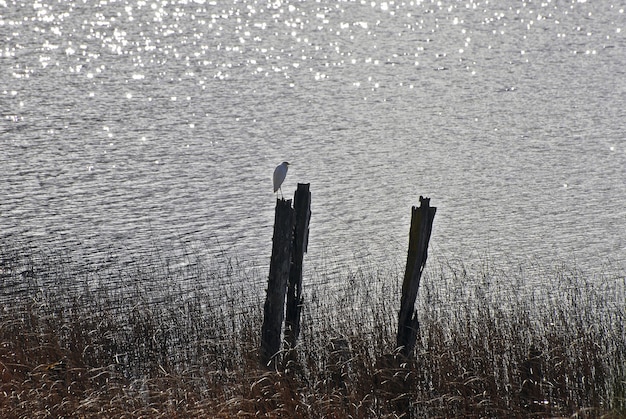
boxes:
[260,198,295,368]
[520,345,543,408]
[285,183,311,350]
[397,196,436,358]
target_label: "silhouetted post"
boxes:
[261,198,295,368]
[520,345,543,409]
[397,196,436,357]
[285,183,311,350]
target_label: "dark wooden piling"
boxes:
[520,345,543,408]
[260,198,295,368]
[285,183,311,350]
[397,196,436,358]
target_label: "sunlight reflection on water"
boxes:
[1,0,624,280]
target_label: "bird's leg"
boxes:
[279,187,284,199]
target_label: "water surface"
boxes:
[1,0,624,279]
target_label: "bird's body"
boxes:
[273,161,290,197]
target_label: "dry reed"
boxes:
[0,241,624,418]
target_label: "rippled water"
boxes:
[1,0,625,277]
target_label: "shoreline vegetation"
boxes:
[0,241,624,418]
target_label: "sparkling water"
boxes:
[1,0,624,278]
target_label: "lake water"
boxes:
[1,0,625,280]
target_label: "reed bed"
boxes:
[0,242,624,418]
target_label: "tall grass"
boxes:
[0,241,624,418]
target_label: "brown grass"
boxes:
[0,242,624,418]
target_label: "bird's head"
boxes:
[283,161,290,166]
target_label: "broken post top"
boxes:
[296,183,310,191]
[275,183,311,205]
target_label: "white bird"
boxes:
[273,161,290,198]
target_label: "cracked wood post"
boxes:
[285,183,311,351]
[397,196,436,358]
[260,198,295,368]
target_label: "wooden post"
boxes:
[285,183,311,350]
[397,196,436,358]
[260,198,295,368]
[520,345,543,408]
